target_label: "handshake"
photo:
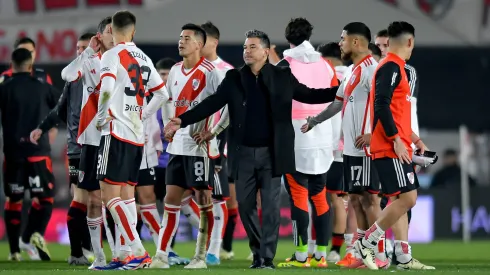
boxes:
[163,118,215,144]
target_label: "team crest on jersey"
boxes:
[407,172,415,184]
[350,75,357,85]
[0,75,4,84]
[192,79,200,90]
[78,171,85,183]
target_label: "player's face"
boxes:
[17,43,36,62]
[201,37,217,60]
[375,36,389,58]
[99,24,114,51]
[158,69,170,82]
[339,31,353,61]
[179,30,202,57]
[76,40,89,56]
[243,38,269,66]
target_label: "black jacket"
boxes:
[39,81,83,158]
[0,73,60,160]
[179,63,338,178]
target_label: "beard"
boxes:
[341,50,352,62]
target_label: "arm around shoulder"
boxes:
[288,67,338,104]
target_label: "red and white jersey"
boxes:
[60,47,102,146]
[96,42,165,146]
[331,65,350,161]
[166,57,225,157]
[336,56,377,157]
[210,57,233,133]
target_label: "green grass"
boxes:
[0,240,489,274]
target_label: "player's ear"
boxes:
[132,29,136,42]
[109,26,113,34]
[96,33,102,39]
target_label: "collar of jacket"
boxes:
[238,63,275,94]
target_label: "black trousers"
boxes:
[235,146,281,261]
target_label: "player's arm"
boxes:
[178,70,231,128]
[61,47,96,82]
[290,68,338,104]
[309,80,346,125]
[142,62,170,121]
[148,112,163,152]
[38,82,69,132]
[210,105,229,137]
[95,52,118,128]
[373,62,401,139]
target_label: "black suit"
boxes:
[179,63,338,261]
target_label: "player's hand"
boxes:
[394,137,411,164]
[355,134,371,149]
[414,139,428,154]
[215,166,222,173]
[30,129,43,145]
[96,117,112,131]
[89,36,101,52]
[157,151,162,158]
[163,118,181,141]
[300,116,316,133]
[193,130,215,145]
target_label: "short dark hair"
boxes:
[14,37,35,48]
[387,21,415,38]
[11,48,32,67]
[155,58,177,70]
[285,17,313,46]
[98,16,112,34]
[245,29,270,48]
[343,22,371,42]
[112,10,136,31]
[369,43,381,57]
[182,23,207,46]
[317,42,341,59]
[201,21,220,40]
[376,29,389,38]
[79,32,95,41]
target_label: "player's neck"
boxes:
[205,52,218,62]
[351,51,370,66]
[113,33,133,45]
[387,49,407,61]
[183,53,201,69]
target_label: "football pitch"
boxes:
[0,240,488,274]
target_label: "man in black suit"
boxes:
[160,29,339,269]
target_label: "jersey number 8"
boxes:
[125,63,151,98]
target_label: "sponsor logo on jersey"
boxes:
[125,104,143,112]
[174,99,199,108]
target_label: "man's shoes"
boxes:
[262,258,275,269]
[396,258,435,270]
[249,255,263,269]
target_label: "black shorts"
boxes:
[374,157,419,197]
[68,158,80,186]
[138,167,157,187]
[283,171,327,199]
[213,160,230,199]
[343,155,380,194]
[326,161,345,195]
[96,135,143,186]
[79,144,100,191]
[166,154,214,190]
[154,167,166,201]
[3,156,55,201]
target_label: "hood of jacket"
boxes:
[282,41,322,64]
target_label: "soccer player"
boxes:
[274,18,336,268]
[2,38,57,261]
[152,58,190,266]
[142,23,227,269]
[355,21,434,271]
[95,10,167,270]
[375,28,422,267]
[1,48,60,262]
[31,32,95,265]
[302,22,387,268]
[32,17,114,269]
[199,21,234,265]
[316,42,355,264]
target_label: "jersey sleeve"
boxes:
[335,79,346,100]
[374,61,402,139]
[96,51,119,127]
[146,59,165,95]
[209,69,226,93]
[61,47,96,82]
